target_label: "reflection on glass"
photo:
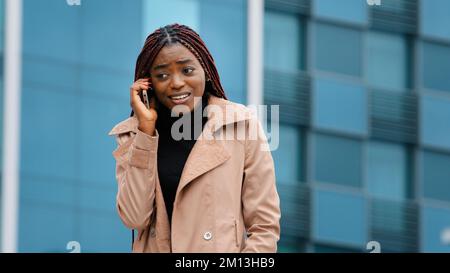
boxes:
[264,10,303,71]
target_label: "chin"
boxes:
[169,101,194,114]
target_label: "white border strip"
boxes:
[247,0,264,111]
[1,0,22,253]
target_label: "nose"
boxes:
[170,73,185,90]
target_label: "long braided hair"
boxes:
[130,23,227,116]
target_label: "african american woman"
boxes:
[109,24,281,253]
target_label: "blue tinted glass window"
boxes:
[422,42,450,92]
[376,0,409,12]
[23,0,80,63]
[20,176,75,208]
[21,88,78,180]
[271,125,302,184]
[313,0,367,25]
[314,134,362,188]
[278,242,307,253]
[23,57,78,94]
[142,0,200,40]
[81,67,130,101]
[422,205,450,252]
[421,0,450,41]
[313,189,367,246]
[422,151,450,202]
[369,198,417,252]
[19,0,146,252]
[81,1,141,69]
[313,243,361,253]
[264,11,302,71]
[313,77,367,135]
[19,203,75,252]
[200,0,247,103]
[366,31,410,91]
[80,98,127,187]
[367,141,409,200]
[421,95,450,150]
[314,23,362,77]
[79,213,128,252]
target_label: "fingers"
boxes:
[130,78,154,112]
[134,78,151,87]
[130,78,150,98]
[149,95,157,110]
[132,79,150,92]
[133,95,149,114]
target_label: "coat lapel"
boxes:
[175,96,251,197]
[176,136,231,196]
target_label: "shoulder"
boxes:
[208,96,251,113]
[207,96,256,126]
[207,96,267,146]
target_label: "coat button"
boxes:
[203,231,212,241]
[150,227,156,237]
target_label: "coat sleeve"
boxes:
[241,117,281,253]
[112,129,159,230]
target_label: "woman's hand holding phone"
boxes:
[130,78,157,136]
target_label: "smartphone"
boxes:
[142,90,150,109]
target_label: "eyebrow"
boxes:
[152,59,195,71]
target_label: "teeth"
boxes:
[171,94,189,100]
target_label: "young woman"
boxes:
[109,23,280,253]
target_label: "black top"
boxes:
[155,96,209,225]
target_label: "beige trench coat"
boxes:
[108,95,281,253]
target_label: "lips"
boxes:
[169,92,191,105]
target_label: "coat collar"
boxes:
[108,95,253,202]
[108,95,252,136]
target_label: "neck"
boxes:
[155,95,209,133]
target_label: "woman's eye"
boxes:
[183,67,194,74]
[156,73,168,80]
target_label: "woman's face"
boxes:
[150,43,206,113]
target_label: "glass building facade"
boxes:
[264,0,450,253]
[0,0,449,253]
